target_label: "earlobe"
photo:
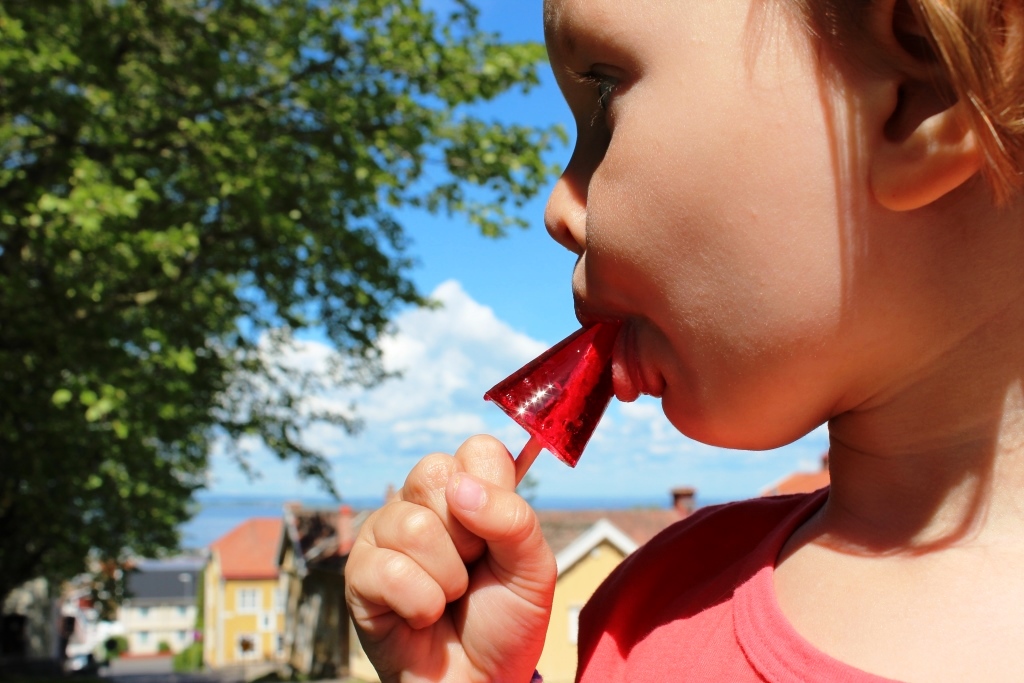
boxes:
[870,99,983,211]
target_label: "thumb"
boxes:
[447,473,555,680]
[446,472,556,599]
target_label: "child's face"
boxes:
[544,0,878,448]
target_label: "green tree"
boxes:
[0,0,561,604]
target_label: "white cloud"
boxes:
[209,280,832,505]
[209,281,546,496]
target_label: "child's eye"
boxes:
[573,70,619,112]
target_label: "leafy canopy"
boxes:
[0,0,562,602]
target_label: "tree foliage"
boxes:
[0,0,561,602]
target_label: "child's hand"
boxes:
[344,435,557,683]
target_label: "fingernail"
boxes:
[452,474,486,511]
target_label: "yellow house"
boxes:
[538,519,635,683]
[204,518,286,668]
[533,508,683,683]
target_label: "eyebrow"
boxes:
[543,1,577,56]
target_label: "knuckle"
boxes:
[376,552,442,624]
[449,564,469,596]
[358,507,385,536]
[457,434,514,484]
[462,433,503,451]
[405,452,456,497]
[422,453,456,487]
[342,554,361,585]
[348,508,385,557]
[460,434,509,464]
[378,552,417,592]
[397,506,442,546]
[501,499,537,544]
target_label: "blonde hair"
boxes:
[797,0,1024,202]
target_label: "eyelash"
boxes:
[573,70,618,112]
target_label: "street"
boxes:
[100,656,272,683]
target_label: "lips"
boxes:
[611,320,666,402]
[574,294,665,402]
[610,323,640,402]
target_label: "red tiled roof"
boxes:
[537,509,682,555]
[762,454,831,497]
[210,518,282,580]
[762,470,830,496]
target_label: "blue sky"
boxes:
[205,0,830,507]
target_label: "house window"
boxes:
[259,613,272,632]
[567,605,582,645]
[178,630,187,642]
[276,635,285,655]
[178,606,187,617]
[139,607,149,618]
[237,588,260,613]
[236,634,258,660]
[139,631,149,644]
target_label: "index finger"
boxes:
[398,452,485,563]
[453,434,516,490]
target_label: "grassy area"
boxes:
[172,643,203,673]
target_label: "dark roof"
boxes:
[125,566,201,605]
[537,508,682,555]
[133,556,205,572]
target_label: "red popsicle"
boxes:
[484,322,621,482]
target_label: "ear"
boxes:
[871,98,983,211]
[866,0,984,211]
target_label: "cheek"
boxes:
[589,114,846,344]
[583,62,855,444]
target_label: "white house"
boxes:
[119,557,203,655]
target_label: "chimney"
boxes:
[671,487,696,517]
[338,505,354,554]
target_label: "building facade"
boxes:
[277,504,362,680]
[120,557,202,655]
[203,518,284,668]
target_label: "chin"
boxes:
[662,390,809,452]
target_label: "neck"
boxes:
[822,303,1024,554]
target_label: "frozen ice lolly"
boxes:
[484,322,621,481]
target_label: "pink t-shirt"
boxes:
[575,489,902,682]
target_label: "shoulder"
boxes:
[644,492,817,563]
[575,491,829,680]
[608,493,817,591]
[578,492,824,653]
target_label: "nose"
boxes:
[544,166,588,255]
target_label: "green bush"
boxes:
[172,643,203,673]
[157,641,171,654]
[104,636,129,660]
